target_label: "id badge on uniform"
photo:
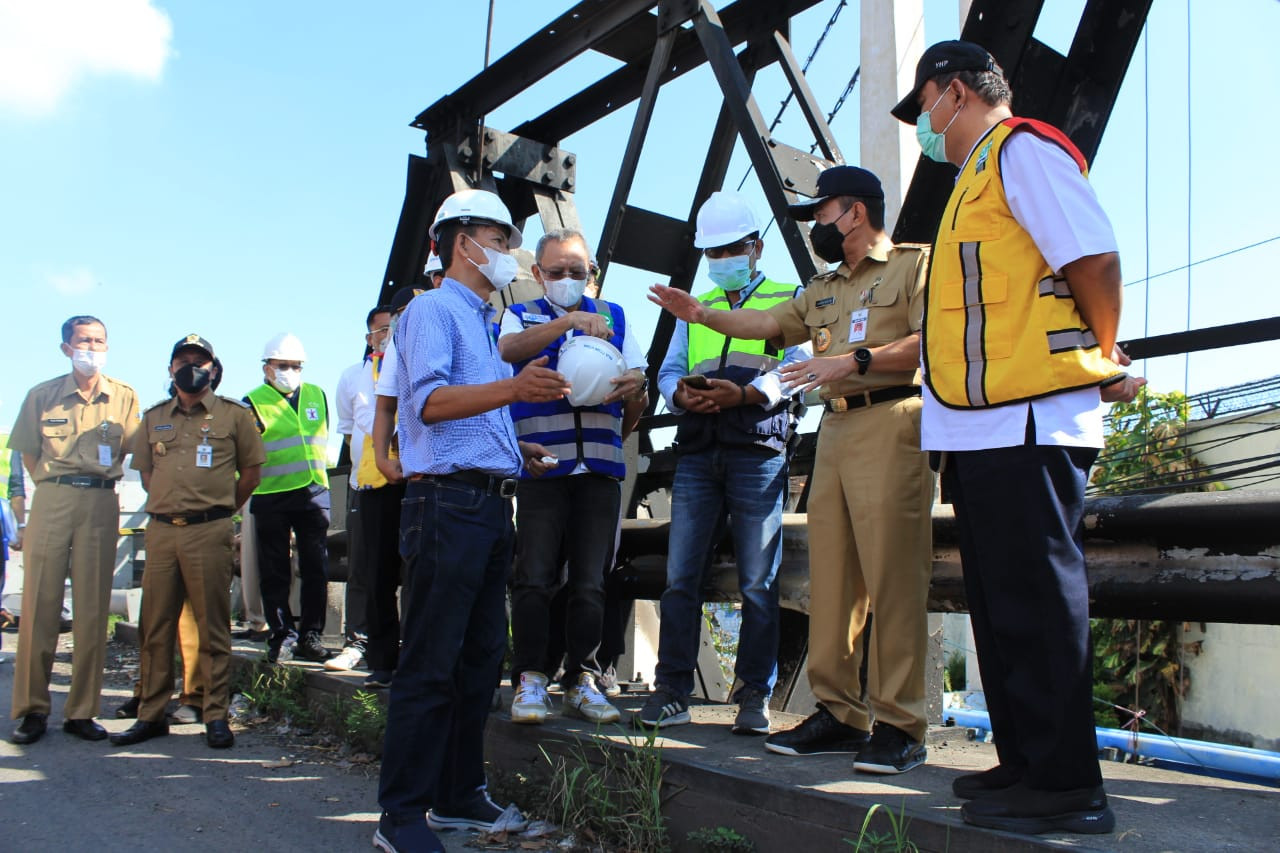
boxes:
[97,444,113,466]
[848,308,869,343]
[196,443,213,468]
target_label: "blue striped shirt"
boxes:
[395,278,522,477]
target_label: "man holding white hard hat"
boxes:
[639,191,809,735]
[498,227,647,726]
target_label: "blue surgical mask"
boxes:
[707,254,752,291]
[916,87,961,164]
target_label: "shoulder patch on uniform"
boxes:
[218,395,251,408]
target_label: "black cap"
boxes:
[390,286,425,314]
[171,333,215,361]
[892,40,997,124]
[787,166,884,221]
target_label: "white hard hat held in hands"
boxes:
[558,335,625,407]
[263,332,307,362]
[694,191,760,249]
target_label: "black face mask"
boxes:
[173,363,213,394]
[807,221,848,264]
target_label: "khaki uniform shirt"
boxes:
[767,239,929,400]
[9,373,139,481]
[132,393,266,514]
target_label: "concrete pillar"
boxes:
[958,0,973,31]
[859,0,926,231]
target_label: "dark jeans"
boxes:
[353,483,406,671]
[511,475,619,688]
[343,487,370,649]
[254,504,330,639]
[378,477,513,821]
[944,444,1103,791]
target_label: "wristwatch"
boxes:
[853,347,872,375]
[631,372,649,400]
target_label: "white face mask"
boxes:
[270,367,302,394]
[466,236,520,290]
[706,255,753,291]
[544,277,587,308]
[71,348,107,377]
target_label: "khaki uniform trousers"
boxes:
[131,601,202,705]
[11,482,119,720]
[805,396,934,741]
[138,518,234,722]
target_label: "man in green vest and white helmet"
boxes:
[245,332,334,664]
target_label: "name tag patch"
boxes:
[815,297,835,308]
[153,424,175,431]
[44,418,69,425]
[521,313,551,326]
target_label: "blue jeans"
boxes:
[656,446,786,697]
[377,478,514,822]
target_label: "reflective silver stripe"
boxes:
[1037,275,1071,298]
[263,435,305,453]
[526,441,624,466]
[689,351,781,377]
[514,411,618,438]
[302,436,327,448]
[261,459,321,478]
[960,241,987,406]
[1046,328,1099,353]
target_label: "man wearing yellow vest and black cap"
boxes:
[649,169,935,774]
[639,191,809,736]
[892,40,1144,835]
[245,332,334,664]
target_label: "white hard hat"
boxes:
[263,332,307,362]
[694,191,760,249]
[424,252,442,274]
[558,335,625,407]
[428,189,523,249]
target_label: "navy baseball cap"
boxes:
[171,333,215,361]
[390,286,425,314]
[892,40,997,124]
[787,166,884,221]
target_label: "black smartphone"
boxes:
[680,374,711,390]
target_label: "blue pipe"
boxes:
[943,707,1280,784]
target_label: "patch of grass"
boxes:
[943,650,965,693]
[538,725,670,852]
[844,802,924,853]
[107,612,124,640]
[232,661,314,728]
[688,825,755,851]
[328,689,386,754]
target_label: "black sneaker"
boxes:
[953,763,1024,799]
[634,686,690,728]
[961,783,1115,835]
[294,631,332,662]
[373,812,445,853]
[426,793,528,833]
[853,722,927,774]
[363,670,394,689]
[764,705,869,756]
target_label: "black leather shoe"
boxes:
[11,713,48,745]
[961,782,1115,835]
[115,696,140,719]
[953,763,1024,799]
[205,719,235,749]
[63,718,108,741]
[109,718,169,746]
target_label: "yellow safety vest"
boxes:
[247,383,329,494]
[923,118,1123,408]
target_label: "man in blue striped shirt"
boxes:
[374,189,569,853]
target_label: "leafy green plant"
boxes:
[844,802,920,852]
[539,725,669,852]
[330,689,386,754]
[233,661,314,727]
[942,651,965,693]
[688,825,754,852]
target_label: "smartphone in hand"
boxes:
[680,374,711,390]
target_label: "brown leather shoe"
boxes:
[109,718,169,746]
[62,718,108,741]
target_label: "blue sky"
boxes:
[2,1,1277,456]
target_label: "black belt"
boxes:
[149,508,234,527]
[48,474,117,490]
[410,470,518,499]
[823,385,921,413]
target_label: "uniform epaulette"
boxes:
[811,269,841,282]
[894,242,931,252]
[143,397,174,413]
[218,395,251,408]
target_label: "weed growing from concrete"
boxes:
[688,825,755,851]
[330,690,385,754]
[233,661,314,728]
[844,802,923,852]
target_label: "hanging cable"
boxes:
[1122,235,1280,289]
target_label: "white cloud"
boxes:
[47,268,99,295]
[0,0,173,117]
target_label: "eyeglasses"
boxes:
[367,325,390,336]
[267,361,303,371]
[704,239,756,260]
[538,267,590,279]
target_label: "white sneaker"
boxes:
[564,672,621,724]
[510,671,551,724]
[324,645,365,672]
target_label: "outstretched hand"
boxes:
[512,356,571,403]
[648,284,705,324]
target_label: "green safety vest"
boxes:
[0,434,10,500]
[246,383,329,494]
